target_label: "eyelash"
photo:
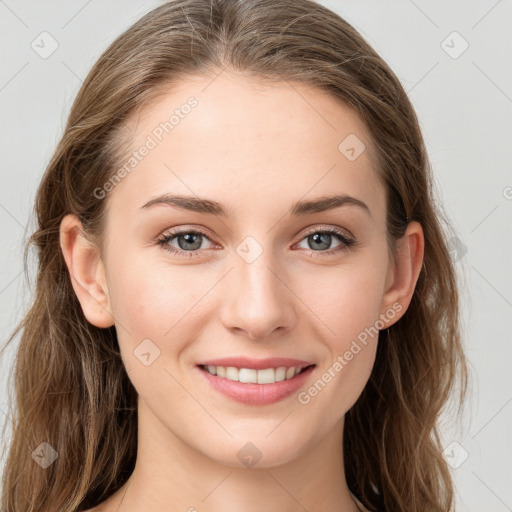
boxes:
[155,226,357,259]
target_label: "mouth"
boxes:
[195,360,317,405]
[198,363,315,384]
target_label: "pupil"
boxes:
[179,233,201,250]
[310,233,330,250]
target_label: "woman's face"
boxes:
[96,71,407,467]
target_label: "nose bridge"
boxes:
[220,234,295,339]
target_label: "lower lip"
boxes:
[196,365,315,405]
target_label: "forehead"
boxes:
[106,71,386,222]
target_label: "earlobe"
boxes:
[379,221,424,328]
[59,214,115,328]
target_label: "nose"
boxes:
[219,244,296,341]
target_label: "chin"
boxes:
[199,431,311,470]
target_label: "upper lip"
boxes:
[196,357,315,370]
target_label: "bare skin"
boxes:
[61,70,424,512]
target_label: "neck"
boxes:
[107,398,361,512]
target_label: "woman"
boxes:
[0,0,468,511]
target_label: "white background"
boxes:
[1,1,511,510]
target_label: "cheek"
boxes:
[108,250,205,335]
[319,280,380,383]
[294,258,386,409]
[107,259,209,401]
[298,257,387,343]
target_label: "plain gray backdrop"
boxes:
[1,1,511,510]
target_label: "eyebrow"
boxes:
[140,193,371,218]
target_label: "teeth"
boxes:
[239,368,257,383]
[285,367,296,380]
[275,367,286,382]
[203,365,307,383]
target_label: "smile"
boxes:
[200,364,310,384]
[196,359,316,405]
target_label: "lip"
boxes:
[196,356,313,370]
[196,360,316,405]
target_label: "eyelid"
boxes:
[156,226,218,248]
[298,224,354,242]
[157,225,218,243]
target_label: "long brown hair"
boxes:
[1,0,468,510]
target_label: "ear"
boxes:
[59,214,114,328]
[379,221,424,328]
